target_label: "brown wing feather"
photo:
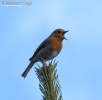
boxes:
[29,37,50,61]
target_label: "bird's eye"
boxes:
[57,31,61,33]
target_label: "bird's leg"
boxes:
[42,61,47,67]
[40,58,47,66]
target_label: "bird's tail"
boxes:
[21,61,35,78]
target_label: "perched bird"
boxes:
[22,28,68,78]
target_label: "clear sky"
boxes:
[0,0,102,100]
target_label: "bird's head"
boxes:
[50,28,69,41]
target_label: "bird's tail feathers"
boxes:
[21,62,35,78]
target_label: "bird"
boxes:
[21,28,69,78]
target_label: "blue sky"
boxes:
[0,0,102,100]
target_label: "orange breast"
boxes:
[49,37,62,53]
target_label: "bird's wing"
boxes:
[29,38,50,61]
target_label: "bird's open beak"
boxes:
[64,30,69,40]
[64,30,69,33]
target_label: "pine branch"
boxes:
[35,60,63,100]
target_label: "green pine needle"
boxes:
[35,60,63,100]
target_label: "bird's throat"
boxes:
[49,37,62,53]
